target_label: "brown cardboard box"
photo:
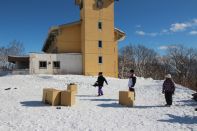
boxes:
[67,84,78,94]
[119,91,134,107]
[128,91,135,101]
[43,88,61,106]
[42,88,53,102]
[61,90,75,106]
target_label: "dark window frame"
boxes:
[98,40,102,48]
[98,21,102,30]
[98,56,103,64]
[53,61,60,69]
[39,61,47,69]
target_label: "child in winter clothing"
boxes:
[128,70,137,99]
[162,74,176,106]
[195,82,197,111]
[192,82,197,101]
[96,72,108,96]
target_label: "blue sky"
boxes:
[0,0,197,54]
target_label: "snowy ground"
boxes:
[0,75,196,131]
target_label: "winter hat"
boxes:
[165,74,172,79]
[98,72,103,75]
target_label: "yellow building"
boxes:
[42,0,125,77]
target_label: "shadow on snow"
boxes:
[38,76,53,79]
[175,99,197,106]
[133,105,166,108]
[97,103,165,108]
[158,114,197,124]
[97,103,124,108]
[20,101,49,107]
[77,95,98,98]
[80,98,118,102]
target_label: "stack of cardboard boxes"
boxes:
[42,83,77,106]
[119,91,135,107]
[61,83,77,106]
[42,88,61,106]
[43,85,135,107]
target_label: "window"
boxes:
[98,56,103,64]
[39,61,47,69]
[53,61,60,69]
[98,40,102,48]
[98,22,102,30]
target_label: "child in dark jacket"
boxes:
[162,74,176,106]
[128,70,137,99]
[195,82,197,111]
[96,72,108,96]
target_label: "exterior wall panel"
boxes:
[56,24,81,53]
[30,53,82,75]
[81,0,117,77]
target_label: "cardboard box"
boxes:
[119,91,134,107]
[61,90,75,106]
[67,84,78,94]
[42,88,53,102]
[128,91,135,101]
[43,88,61,106]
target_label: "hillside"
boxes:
[0,75,196,131]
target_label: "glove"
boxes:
[93,82,98,87]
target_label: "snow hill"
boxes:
[0,75,196,131]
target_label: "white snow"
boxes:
[0,75,196,131]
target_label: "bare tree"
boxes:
[133,45,159,78]
[0,40,25,70]
[0,46,8,69]
[165,45,197,89]
[7,40,25,56]
[119,44,134,78]
[118,44,164,79]
[118,44,197,90]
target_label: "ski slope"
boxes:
[0,75,196,131]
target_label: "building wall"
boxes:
[56,24,81,53]
[81,0,118,77]
[41,0,119,77]
[29,53,82,74]
[44,23,81,53]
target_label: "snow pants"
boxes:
[129,87,135,100]
[165,92,173,105]
[98,86,103,96]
